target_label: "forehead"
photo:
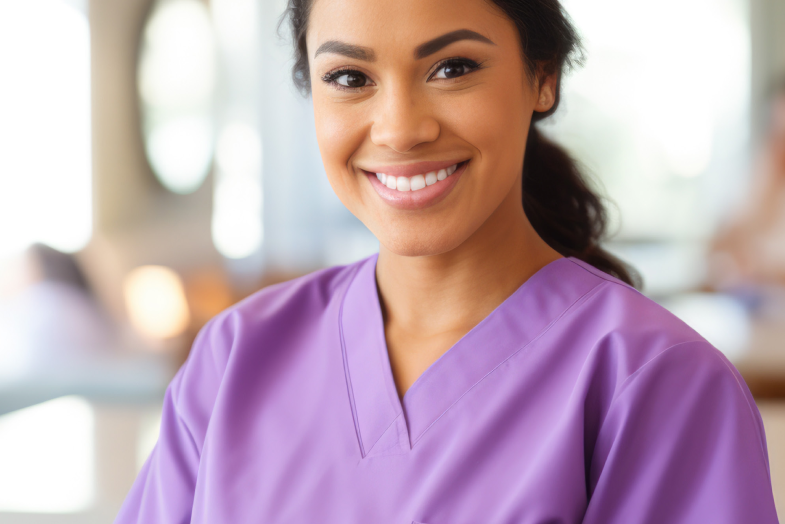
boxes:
[307,0,511,55]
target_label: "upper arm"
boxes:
[114,315,231,524]
[583,341,778,524]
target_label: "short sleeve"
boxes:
[583,341,779,524]
[114,315,231,524]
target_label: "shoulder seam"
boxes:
[169,367,203,458]
[566,258,642,295]
[169,311,233,458]
[612,339,705,402]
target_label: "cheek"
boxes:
[439,81,531,200]
[444,79,529,161]
[313,96,370,201]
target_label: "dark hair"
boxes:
[282,0,640,288]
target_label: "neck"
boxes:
[376,184,562,340]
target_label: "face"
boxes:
[307,0,556,256]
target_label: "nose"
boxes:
[369,85,440,153]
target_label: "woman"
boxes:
[710,82,785,288]
[116,0,779,522]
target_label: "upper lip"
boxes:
[358,159,467,178]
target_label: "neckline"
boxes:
[397,257,564,403]
[338,255,604,456]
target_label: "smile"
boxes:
[375,164,459,192]
[363,160,469,210]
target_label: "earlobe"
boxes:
[535,83,555,112]
[534,73,558,113]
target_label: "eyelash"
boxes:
[321,68,367,91]
[321,57,483,91]
[428,57,483,81]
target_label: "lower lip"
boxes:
[364,162,468,210]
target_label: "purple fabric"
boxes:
[116,256,779,523]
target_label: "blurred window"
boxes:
[551,0,751,242]
[138,0,217,195]
[0,396,94,512]
[0,0,92,257]
[545,0,751,294]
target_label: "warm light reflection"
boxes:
[138,0,216,194]
[212,123,264,259]
[0,0,92,256]
[123,265,190,341]
[0,396,94,513]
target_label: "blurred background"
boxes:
[0,0,783,521]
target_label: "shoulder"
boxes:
[591,338,768,483]
[563,258,709,370]
[225,259,361,324]
[190,258,364,367]
[553,258,758,411]
[168,258,366,426]
[563,258,764,430]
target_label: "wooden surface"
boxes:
[736,316,785,399]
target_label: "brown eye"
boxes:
[430,58,480,81]
[336,72,367,88]
[442,64,467,78]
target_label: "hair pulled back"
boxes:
[283,0,639,287]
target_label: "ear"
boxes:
[534,71,558,113]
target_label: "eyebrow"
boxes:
[313,29,495,63]
[414,29,495,59]
[314,41,376,61]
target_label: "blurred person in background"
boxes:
[711,81,785,289]
[116,0,778,522]
[0,244,116,386]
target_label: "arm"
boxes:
[583,341,778,524]
[114,315,230,523]
[113,371,199,523]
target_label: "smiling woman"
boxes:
[115,0,778,523]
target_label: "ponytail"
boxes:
[491,0,639,287]
[523,127,639,287]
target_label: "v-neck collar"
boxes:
[338,255,605,457]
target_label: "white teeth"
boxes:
[378,164,460,192]
[410,174,426,191]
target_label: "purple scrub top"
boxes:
[116,256,779,523]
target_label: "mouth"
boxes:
[361,160,469,210]
[372,161,463,192]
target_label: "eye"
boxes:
[429,58,481,81]
[322,69,371,89]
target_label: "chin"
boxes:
[375,226,470,258]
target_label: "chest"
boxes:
[188,367,591,524]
